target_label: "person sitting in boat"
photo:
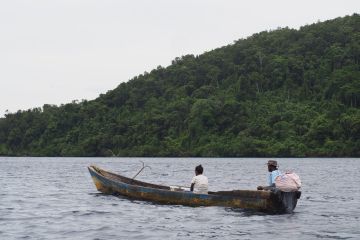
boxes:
[190,165,208,194]
[257,160,281,190]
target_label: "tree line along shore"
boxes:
[0,14,359,157]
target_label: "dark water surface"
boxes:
[0,157,359,239]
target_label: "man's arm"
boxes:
[190,183,195,192]
[257,184,276,191]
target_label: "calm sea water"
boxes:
[0,157,359,240]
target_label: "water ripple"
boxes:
[0,157,359,240]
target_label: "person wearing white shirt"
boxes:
[257,160,281,191]
[190,165,208,194]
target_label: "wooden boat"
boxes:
[88,165,301,214]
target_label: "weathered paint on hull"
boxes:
[88,166,299,214]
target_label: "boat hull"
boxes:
[88,165,300,214]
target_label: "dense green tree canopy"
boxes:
[0,14,359,157]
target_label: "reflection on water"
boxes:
[0,157,359,239]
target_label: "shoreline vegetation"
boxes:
[0,14,359,157]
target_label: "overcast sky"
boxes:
[0,0,358,116]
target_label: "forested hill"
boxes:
[1,14,359,157]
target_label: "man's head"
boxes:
[267,160,278,172]
[195,164,203,175]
